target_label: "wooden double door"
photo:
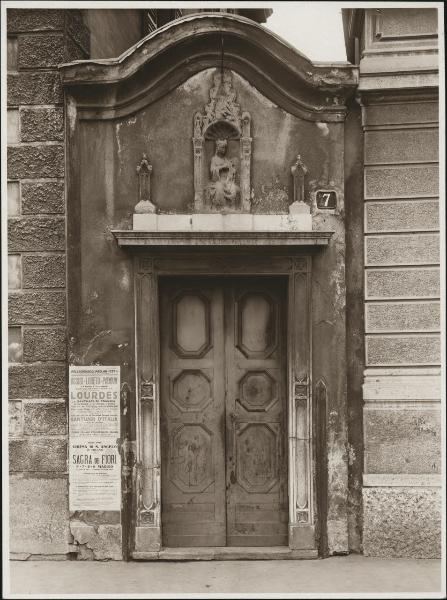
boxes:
[160,276,288,547]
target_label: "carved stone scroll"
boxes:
[192,69,252,213]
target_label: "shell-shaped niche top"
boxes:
[193,69,252,213]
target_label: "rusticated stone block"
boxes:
[18,33,65,69]
[366,301,440,332]
[23,401,66,435]
[8,217,65,251]
[364,102,438,126]
[7,9,65,33]
[21,180,64,214]
[8,145,64,179]
[9,363,67,398]
[9,438,67,472]
[365,165,439,199]
[366,334,440,366]
[365,129,438,165]
[20,107,64,142]
[380,8,437,37]
[363,487,441,558]
[10,475,69,555]
[8,291,66,325]
[365,200,439,233]
[364,408,441,473]
[22,255,66,288]
[366,234,439,266]
[366,268,440,299]
[23,327,66,361]
[7,72,63,106]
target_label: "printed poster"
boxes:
[69,366,121,511]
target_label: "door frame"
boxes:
[132,251,316,558]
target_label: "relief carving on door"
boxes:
[134,257,315,554]
[236,423,279,493]
[169,423,214,493]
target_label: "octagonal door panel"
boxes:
[160,278,226,547]
[225,278,288,547]
[160,276,288,548]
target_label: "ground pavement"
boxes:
[6,554,443,597]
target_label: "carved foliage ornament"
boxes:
[193,70,252,213]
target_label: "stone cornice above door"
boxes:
[59,12,358,122]
[112,230,333,248]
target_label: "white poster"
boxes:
[69,366,121,511]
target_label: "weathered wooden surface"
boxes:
[160,277,288,547]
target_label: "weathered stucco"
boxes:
[67,58,350,558]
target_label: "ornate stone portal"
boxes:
[193,70,252,213]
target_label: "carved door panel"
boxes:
[160,278,226,547]
[160,276,288,548]
[225,278,288,546]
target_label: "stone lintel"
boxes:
[132,213,312,232]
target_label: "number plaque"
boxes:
[316,190,337,210]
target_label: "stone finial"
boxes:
[135,153,156,214]
[289,154,310,215]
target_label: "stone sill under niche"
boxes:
[132,212,312,232]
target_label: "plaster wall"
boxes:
[68,64,350,557]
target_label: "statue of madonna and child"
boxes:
[206,138,240,211]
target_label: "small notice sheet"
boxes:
[69,366,121,511]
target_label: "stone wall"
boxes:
[7,8,89,559]
[7,8,144,560]
[356,8,441,558]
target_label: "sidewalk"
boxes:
[6,555,443,597]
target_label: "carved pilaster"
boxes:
[294,376,311,524]
[240,112,252,212]
[288,257,316,550]
[193,127,204,210]
[134,258,161,551]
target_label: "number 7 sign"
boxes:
[316,190,337,210]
